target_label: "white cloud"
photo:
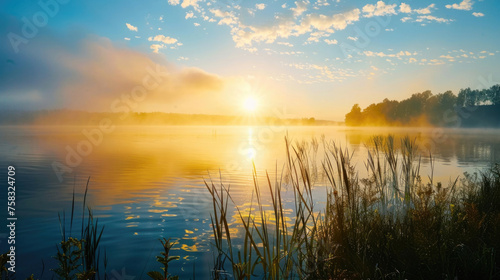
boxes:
[362,1,397,18]
[363,50,416,58]
[277,42,294,47]
[0,35,228,112]
[400,3,435,14]
[194,22,200,26]
[440,55,454,60]
[446,0,473,11]
[209,8,237,26]
[399,3,412,13]
[255,3,266,10]
[148,35,178,44]
[316,0,330,7]
[306,31,329,42]
[168,0,180,5]
[181,0,200,9]
[286,62,357,83]
[186,12,194,19]
[124,37,131,41]
[179,1,362,52]
[231,8,361,48]
[416,15,452,23]
[324,39,338,45]
[218,17,236,25]
[428,59,445,65]
[125,23,138,32]
[276,50,304,55]
[472,12,484,17]
[302,8,361,31]
[414,4,435,14]
[347,36,358,41]
[150,44,164,53]
[291,0,309,16]
[401,14,452,24]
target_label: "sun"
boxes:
[243,96,258,112]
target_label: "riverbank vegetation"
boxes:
[345,84,500,127]
[205,136,500,279]
[1,136,499,279]
[0,111,335,126]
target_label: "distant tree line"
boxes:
[0,110,339,126]
[345,84,500,127]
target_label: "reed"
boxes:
[2,135,499,279]
[205,135,500,279]
[53,177,106,280]
[147,238,180,280]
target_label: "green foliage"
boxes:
[0,111,336,126]
[0,252,14,280]
[52,178,104,280]
[52,237,84,280]
[147,238,180,280]
[10,137,500,279]
[345,104,363,126]
[205,136,500,279]
[345,84,500,126]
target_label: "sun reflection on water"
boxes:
[245,127,257,159]
[5,126,498,279]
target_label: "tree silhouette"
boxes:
[345,84,500,127]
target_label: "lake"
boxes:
[1,125,499,279]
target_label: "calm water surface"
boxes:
[1,125,499,279]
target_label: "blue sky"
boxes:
[1,0,499,120]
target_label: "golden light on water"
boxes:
[246,127,257,159]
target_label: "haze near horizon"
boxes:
[1,0,499,121]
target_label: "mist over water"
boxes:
[1,125,499,279]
